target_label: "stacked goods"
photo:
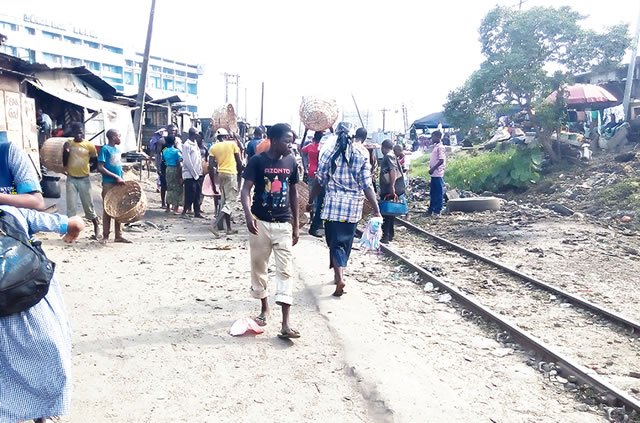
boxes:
[211,104,239,135]
[299,98,339,132]
[104,181,148,223]
[39,137,68,174]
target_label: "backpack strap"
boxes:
[0,209,31,246]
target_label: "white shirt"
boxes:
[181,139,202,180]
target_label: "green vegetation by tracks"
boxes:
[595,178,640,218]
[411,146,542,193]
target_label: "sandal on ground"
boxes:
[333,281,346,297]
[253,313,268,327]
[277,328,301,339]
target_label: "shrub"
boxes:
[411,146,543,193]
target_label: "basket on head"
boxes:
[40,137,69,174]
[104,181,148,224]
[299,98,339,132]
[211,103,239,135]
[297,181,310,228]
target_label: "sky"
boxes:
[6,0,640,132]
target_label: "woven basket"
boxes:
[211,104,239,135]
[40,137,68,174]
[104,181,148,223]
[297,181,309,228]
[299,98,339,132]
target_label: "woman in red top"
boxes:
[301,131,324,237]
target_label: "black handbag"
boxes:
[381,155,406,196]
[0,210,55,316]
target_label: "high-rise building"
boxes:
[0,12,202,115]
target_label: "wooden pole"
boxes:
[623,6,640,121]
[351,93,365,128]
[133,0,156,152]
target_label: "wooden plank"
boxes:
[21,94,38,151]
[5,91,22,144]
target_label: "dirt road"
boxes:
[39,175,607,422]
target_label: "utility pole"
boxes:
[260,82,264,126]
[380,108,389,132]
[224,73,229,103]
[223,73,240,111]
[133,0,156,151]
[401,104,409,134]
[623,6,640,121]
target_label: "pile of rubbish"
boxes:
[406,177,477,203]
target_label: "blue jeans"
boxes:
[309,178,325,232]
[428,177,444,214]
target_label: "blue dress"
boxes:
[0,142,72,422]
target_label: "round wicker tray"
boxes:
[211,104,239,135]
[299,98,339,132]
[40,137,69,174]
[104,181,148,223]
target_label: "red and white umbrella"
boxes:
[546,84,618,107]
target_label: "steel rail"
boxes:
[396,218,640,333]
[374,239,640,413]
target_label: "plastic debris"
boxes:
[438,293,452,303]
[229,317,265,336]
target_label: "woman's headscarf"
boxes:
[329,122,356,175]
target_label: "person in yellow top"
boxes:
[208,129,242,237]
[63,122,99,238]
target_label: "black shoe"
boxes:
[309,229,324,238]
[380,237,390,244]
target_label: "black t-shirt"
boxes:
[243,152,299,223]
[380,152,401,196]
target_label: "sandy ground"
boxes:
[30,172,621,422]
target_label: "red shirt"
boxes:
[301,142,320,179]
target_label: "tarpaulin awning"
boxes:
[27,71,137,152]
[411,112,451,129]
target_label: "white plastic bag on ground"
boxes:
[229,317,265,336]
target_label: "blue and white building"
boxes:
[0,11,202,115]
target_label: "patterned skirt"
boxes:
[0,276,72,421]
[165,166,183,207]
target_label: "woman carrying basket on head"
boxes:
[308,122,382,297]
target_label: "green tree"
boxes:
[444,5,630,162]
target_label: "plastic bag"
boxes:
[360,217,383,252]
[229,317,265,336]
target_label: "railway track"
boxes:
[366,218,640,418]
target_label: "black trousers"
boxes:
[382,215,395,241]
[184,177,202,214]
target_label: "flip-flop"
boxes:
[208,226,221,239]
[332,290,347,297]
[253,314,268,327]
[277,328,301,339]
